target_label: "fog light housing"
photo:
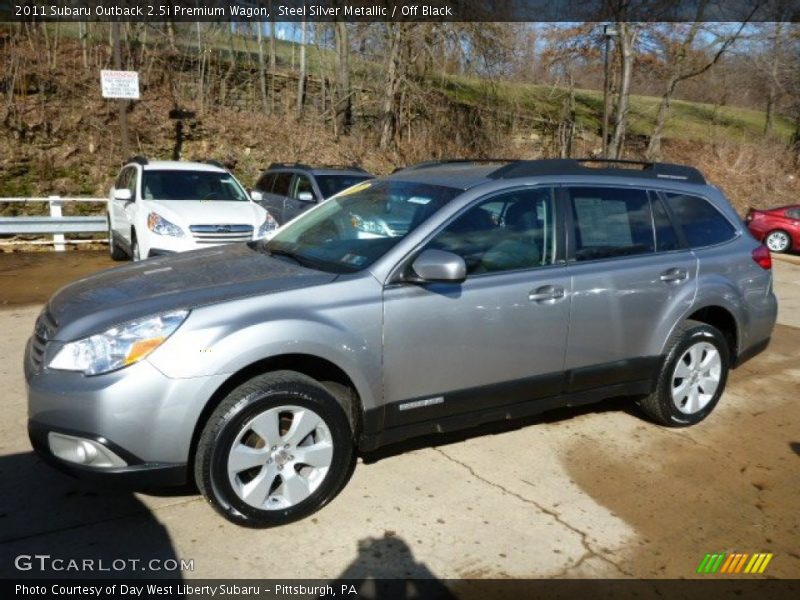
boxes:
[48,432,127,468]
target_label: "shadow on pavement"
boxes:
[328,535,456,599]
[0,451,184,579]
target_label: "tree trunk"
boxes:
[256,23,268,112]
[296,19,307,118]
[380,24,405,150]
[645,76,678,160]
[333,21,351,137]
[608,23,635,160]
[269,5,276,114]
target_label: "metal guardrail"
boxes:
[0,197,107,251]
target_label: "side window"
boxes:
[664,193,737,248]
[429,188,556,275]
[127,168,139,199]
[652,195,681,252]
[569,187,654,261]
[114,168,129,190]
[256,173,275,192]
[786,208,800,219]
[292,175,315,200]
[272,173,292,197]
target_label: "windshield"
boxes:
[142,170,249,201]
[264,180,460,273]
[316,174,373,199]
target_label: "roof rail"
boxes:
[267,162,311,170]
[205,159,226,169]
[392,158,515,174]
[318,164,369,173]
[488,158,706,184]
[127,155,148,166]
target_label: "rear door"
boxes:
[382,186,572,428]
[563,186,697,392]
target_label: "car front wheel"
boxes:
[638,320,730,427]
[195,371,355,527]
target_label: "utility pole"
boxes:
[602,24,617,158]
[111,21,129,159]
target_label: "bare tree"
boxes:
[608,22,636,159]
[333,21,352,137]
[296,20,307,118]
[379,23,407,150]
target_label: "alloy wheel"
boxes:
[671,341,722,414]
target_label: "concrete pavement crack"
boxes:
[432,447,633,577]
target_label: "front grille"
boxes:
[189,224,253,244]
[30,307,57,372]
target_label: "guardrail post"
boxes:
[48,196,65,252]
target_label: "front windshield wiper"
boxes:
[266,247,316,269]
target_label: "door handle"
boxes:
[529,285,565,302]
[660,268,688,283]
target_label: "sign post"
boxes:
[103,22,139,159]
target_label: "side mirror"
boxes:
[113,188,132,201]
[250,190,264,202]
[297,191,315,202]
[411,249,467,283]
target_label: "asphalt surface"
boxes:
[0,251,798,580]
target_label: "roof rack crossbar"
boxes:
[267,162,311,170]
[488,158,706,185]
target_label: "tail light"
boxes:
[752,245,772,270]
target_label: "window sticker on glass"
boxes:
[407,196,432,205]
[340,253,367,266]
[333,181,372,198]
[574,197,633,246]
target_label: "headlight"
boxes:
[147,212,184,237]
[49,310,189,375]
[257,211,279,239]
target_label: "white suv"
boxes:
[108,158,278,260]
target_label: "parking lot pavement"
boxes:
[0,255,798,580]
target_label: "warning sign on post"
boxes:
[100,70,140,99]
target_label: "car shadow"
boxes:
[0,451,184,580]
[361,396,639,463]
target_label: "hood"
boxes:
[146,200,266,228]
[46,243,336,341]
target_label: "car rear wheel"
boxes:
[765,230,791,253]
[638,320,730,427]
[195,371,355,527]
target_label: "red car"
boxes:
[745,205,800,253]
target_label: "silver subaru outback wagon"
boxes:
[25,159,777,526]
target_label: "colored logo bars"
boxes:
[697,552,773,574]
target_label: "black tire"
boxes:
[108,219,128,261]
[195,371,355,527]
[637,319,730,427]
[765,229,791,254]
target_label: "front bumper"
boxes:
[28,422,187,487]
[26,352,228,488]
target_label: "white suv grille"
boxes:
[189,224,253,244]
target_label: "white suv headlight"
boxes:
[257,211,279,239]
[147,212,185,237]
[49,310,189,376]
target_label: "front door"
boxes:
[382,187,571,428]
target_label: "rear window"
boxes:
[664,193,737,248]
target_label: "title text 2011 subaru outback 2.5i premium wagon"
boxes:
[26,159,777,527]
